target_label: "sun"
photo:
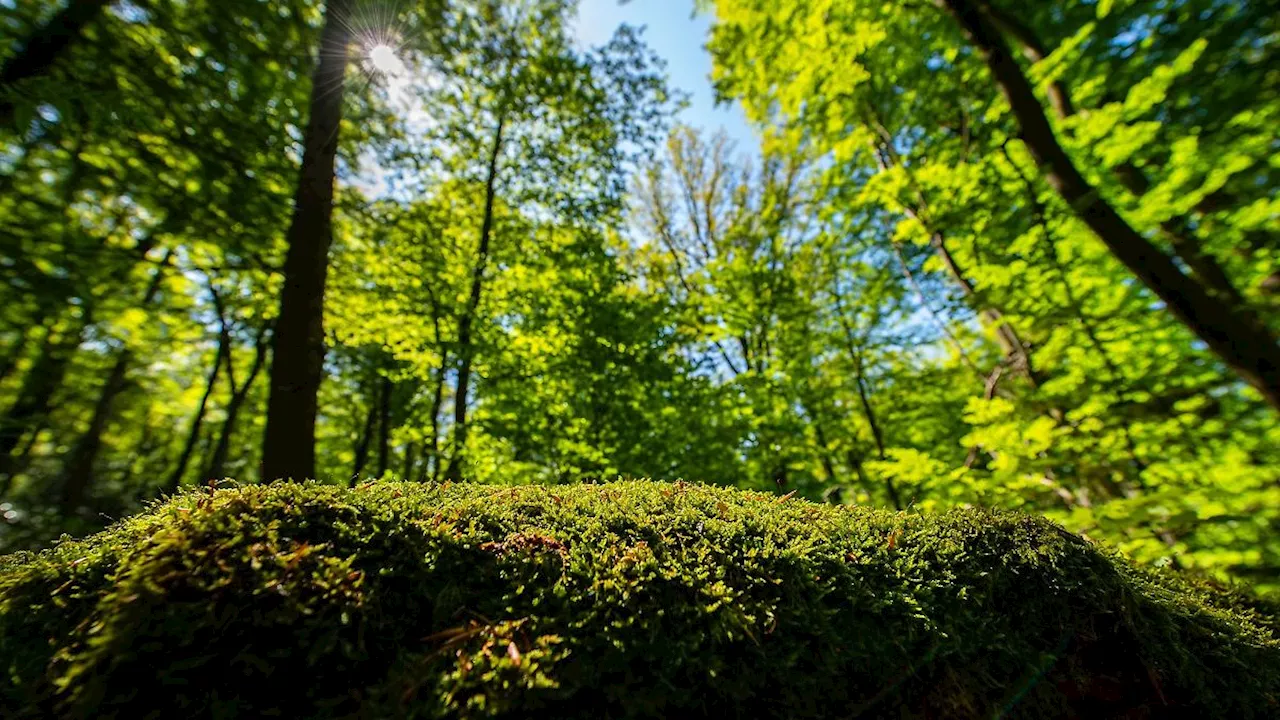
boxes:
[367,43,405,76]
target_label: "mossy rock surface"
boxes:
[2,480,1278,718]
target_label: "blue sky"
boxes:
[573,0,756,151]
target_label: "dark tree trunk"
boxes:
[349,382,377,486]
[811,417,840,485]
[401,441,417,481]
[376,374,392,478]
[261,0,352,483]
[845,449,878,503]
[973,1,1075,118]
[164,332,227,493]
[58,250,170,509]
[0,320,84,490]
[205,325,269,481]
[57,347,128,511]
[0,0,114,127]
[444,115,505,482]
[940,0,1280,411]
[830,287,902,509]
[425,351,448,482]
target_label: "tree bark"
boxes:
[425,351,448,482]
[973,1,1075,118]
[349,380,377,485]
[261,0,352,482]
[58,249,171,508]
[444,115,505,482]
[0,330,29,387]
[830,285,903,509]
[376,373,392,478]
[401,441,417,481]
[205,324,269,481]
[163,330,227,493]
[939,0,1280,410]
[812,419,840,485]
[0,0,114,127]
[0,319,84,492]
[57,346,128,511]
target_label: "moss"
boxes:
[1,480,1278,718]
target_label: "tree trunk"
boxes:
[0,0,114,127]
[376,374,392,478]
[425,351,448,482]
[57,346,128,511]
[261,0,352,483]
[830,286,902,508]
[401,441,417,481]
[163,332,227,493]
[845,449,879,504]
[973,1,1074,118]
[444,115,505,482]
[349,382,377,485]
[205,326,269,481]
[0,319,84,489]
[810,416,841,484]
[58,250,171,508]
[939,0,1280,410]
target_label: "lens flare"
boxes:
[367,43,404,76]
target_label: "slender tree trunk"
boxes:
[261,0,352,482]
[830,287,902,509]
[402,441,417,481]
[973,1,1074,118]
[931,228,1041,386]
[845,449,878,503]
[0,318,85,488]
[376,374,392,478]
[205,326,269,481]
[9,418,48,482]
[939,0,1280,410]
[811,416,841,484]
[163,332,227,493]
[425,351,448,482]
[852,368,903,509]
[444,115,505,482]
[58,250,170,508]
[349,384,377,485]
[57,345,128,511]
[0,0,114,127]
[0,137,93,487]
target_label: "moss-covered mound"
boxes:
[2,481,1278,718]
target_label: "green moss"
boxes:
[2,480,1278,718]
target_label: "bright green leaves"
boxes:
[701,0,1280,591]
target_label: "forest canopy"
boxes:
[1,0,1279,598]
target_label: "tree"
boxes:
[261,0,353,482]
[706,0,1280,588]
[936,0,1280,410]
